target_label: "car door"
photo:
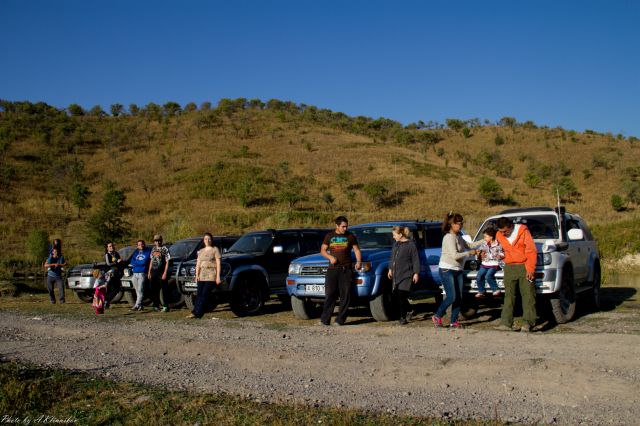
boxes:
[564,217,588,282]
[267,231,301,292]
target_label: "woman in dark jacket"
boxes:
[387,226,420,324]
[104,241,123,308]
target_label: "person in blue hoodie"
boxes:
[129,240,151,311]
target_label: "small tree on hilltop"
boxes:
[87,181,130,245]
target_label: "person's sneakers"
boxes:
[398,317,408,325]
[492,290,502,297]
[152,306,160,312]
[50,300,56,304]
[450,321,464,329]
[162,306,169,313]
[130,306,138,311]
[186,313,196,319]
[475,292,486,299]
[431,316,443,328]
[493,324,514,332]
[137,306,144,311]
[333,321,345,326]
[318,321,330,327]
[105,302,111,309]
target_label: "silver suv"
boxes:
[465,207,601,323]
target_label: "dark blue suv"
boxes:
[286,220,443,321]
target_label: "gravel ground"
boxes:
[1,306,639,425]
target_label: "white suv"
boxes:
[465,207,601,324]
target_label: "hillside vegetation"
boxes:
[1,99,639,268]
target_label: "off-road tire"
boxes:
[550,266,576,324]
[589,262,602,311]
[230,278,265,317]
[291,295,322,320]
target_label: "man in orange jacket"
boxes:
[494,217,538,332]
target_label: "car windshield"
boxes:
[227,233,273,254]
[475,215,560,241]
[169,240,199,258]
[118,246,135,260]
[351,226,395,249]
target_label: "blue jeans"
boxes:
[476,267,499,293]
[436,268,464,322]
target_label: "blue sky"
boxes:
[1,0,639,136]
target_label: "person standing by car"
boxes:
[433,212,481,329]
[187,232,221,319]
[493,217,538,332]
[44,247,67,304]
[387,226,420,325]
[104,241,124,308]
[148,234,171,312]
[319,216,362,326]
[129,239,151,311]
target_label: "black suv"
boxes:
[121,236,238,308]
[176,228,329,316]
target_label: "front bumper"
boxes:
[66,276,95,290]
[286,273,375,299]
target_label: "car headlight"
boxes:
[468,260,479,271]
[355,262,371,273]
[288,263,303,275]
[81,269,93,277]
[189,266,197,276]
[179,267,187,276]
[123,268,132,277]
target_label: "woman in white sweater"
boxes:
[433,212,481,328]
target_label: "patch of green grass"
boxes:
[592,218,640,261]
[0,361,498,425]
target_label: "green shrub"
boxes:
[478,176,504,204]
[26,229,49,264]
[524,172,541,188]
[494,135,505,146]
[611,194,625,212]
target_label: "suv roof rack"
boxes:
[498,207,554,214]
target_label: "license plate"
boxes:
[121,281,132,288]
[306,284,324,294]
[185,281,197,289]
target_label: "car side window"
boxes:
[425,226,442,248]
[275,232,300,255]
[576,218,594,241]
[301,232,323,255]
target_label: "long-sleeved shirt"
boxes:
[129,249,151,274]
[390,240,421,291]
[438,233,482,270]
[496,224,538,274]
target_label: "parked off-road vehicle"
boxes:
[120,237,237,308]
[66,245,135,303]
[464,207,601,324]
[176,229,328,316]
[286,221,444,322]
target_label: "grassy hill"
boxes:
[1,99,639,269]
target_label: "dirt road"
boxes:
[1,301,639,425]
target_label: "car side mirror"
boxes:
[462,234,473,244]
[272,246,283,254]
[567,228,584,241]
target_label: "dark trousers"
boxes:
[500,264,537,327]
[320,267,353,325]
[150,274,169,308]
[193,281,215,318]
[46,276,65,303]
[106,276,122,304]
[393,288,410,319]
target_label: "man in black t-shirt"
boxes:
[320,216,362,326]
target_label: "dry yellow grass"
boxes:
[2,108,639,264]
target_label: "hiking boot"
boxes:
[162,306,169,313]
[318,321,330,327]
[431,316,443,328]
[493,324,514,332]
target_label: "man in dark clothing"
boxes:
[319,216,362,326]
[148,234,171,312]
